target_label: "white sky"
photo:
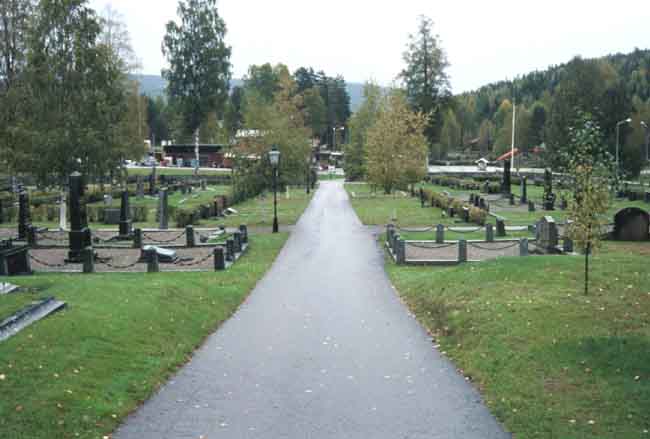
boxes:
[89,0,650,93]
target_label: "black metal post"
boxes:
[273,168,279,233]
[306,162,311,194]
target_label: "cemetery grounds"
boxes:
[347,181,650,439]
[0,178,314,438]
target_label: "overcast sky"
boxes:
[88,0,650,93]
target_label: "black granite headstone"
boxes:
[119,190,132,237]
[502,160,512,194]
[18,191,31,240]
[68,172,91,262]
[613,208,650,241]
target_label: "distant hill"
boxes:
[131,74,365,112]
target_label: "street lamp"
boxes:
[641,121,649,161]
[269,145,280,233]
[616,117,632,179]
[332,126,345,150]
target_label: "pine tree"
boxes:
[400,15,450,148]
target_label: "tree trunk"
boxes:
[584,243,591,296]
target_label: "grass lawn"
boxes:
[0,232,289,439]
[386,241,650,438]
[347,182,650,228]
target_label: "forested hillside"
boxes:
[440,49,650,176]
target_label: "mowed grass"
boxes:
[348,182,650,228]
[0,233,288,439]
[386,241,650,438]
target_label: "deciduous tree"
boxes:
[565,112,615,295]
[162,0,231,140]
[365,90,428,194]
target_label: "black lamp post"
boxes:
[306,154,311,195]
[269,145,280,233]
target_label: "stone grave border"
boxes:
[385,223,573,267]
[0,297,67,342]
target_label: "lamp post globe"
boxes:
[269,145,280,233]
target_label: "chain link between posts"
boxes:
[143,231,186,243]
[396,225,434,233]
[29,253,68,268]
[173,251,215,267]
[406,241,458,250]
[467,241,521,251]
[446,226,484,234]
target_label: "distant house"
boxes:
[163,144,228,168]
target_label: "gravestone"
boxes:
[158,189,169,230]
[502,159,512,194]
[119,190,132,237]
[461,207,470,223]
[0,245,32,276]
[103,209,121,225]
[496,218,506,237]
[537,216,559,253]
[103,194,113,206]
[645,192,650,203]
[0,200,3,224]
[543,169,556,210]
[136,176,144,200]
[479,198,486,210]
[559,197,568,210]
[613,208,650,241]
[59,192,67,230]
[141,245,177,263]
[474,196,480,208]
[201,180,207,191]
[520,176,528,204]
[18,191,31,240]
[68,172,92,262]
[528,201,536,212]
[509,193,515,206]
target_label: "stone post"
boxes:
[397,238,406,265]
[226,238,235,262]
[146,248,159,273]
[519,238,529,256]
[133,228,143,249]
[0,199,4,224]
[185,225,195,247]
[563,237,574,253]
[496,218,506,237]
[486,224,494,242]
[213,246,226,270]
[509,193,515,206]
[393,233,400,256]
[520,176,528,204]
[239,225,248,244]
[201,180,207,191]
[82,246,95,273]
[419,188,425,208]
[18,191,31,240]
[233,231,242,253]
[436,224,445,243]
[458,239,467,263]
[448,207,455,218]
[158,189,168,230]
[68,172,91,262]
[119,190,132,237]
[528,201,535,212]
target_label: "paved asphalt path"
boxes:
[115,181,509,439]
